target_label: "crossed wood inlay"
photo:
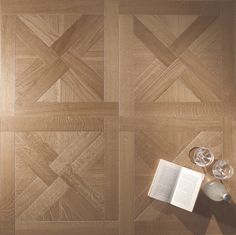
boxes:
[16,131,105,221]
[134,14,222,103]
[15,14,104,105]
[14,14,107,221]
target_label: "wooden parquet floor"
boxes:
[0,0,236,235]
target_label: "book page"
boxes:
[170,167,204,212]
[148,159,181,203]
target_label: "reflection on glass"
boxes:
[192,147,214,167]
[212,160,234,180]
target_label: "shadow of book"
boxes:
[172,191,236,235]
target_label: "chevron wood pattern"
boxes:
[0,1,236,235]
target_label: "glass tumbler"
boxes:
[212,160,234,180]
[192,147,214,167]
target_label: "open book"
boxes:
[148,159,204,212]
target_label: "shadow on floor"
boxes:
[173,191,236,235]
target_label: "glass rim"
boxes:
[192,146,215,167]
[212,159,234,180]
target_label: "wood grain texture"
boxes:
[134,17,177,66]
[0,133,15,235]
[15,102,118,116]
[0,16,16,116]
[16,16,58,64]
[0,116,104,131]
[170,16,217,56]
[16,60,68,104]
[62,52,104,100]
[2,0,104,14]
[119,15,135,235]
[0,15,16,235]
[104,0,119,102]
[0,0,236,235]
[119,0,220,15]
[52,15,103,56]
[16,221,118,235]
[104,0,119,220]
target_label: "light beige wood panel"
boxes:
[0,0,236,235]
[119,15,135,235]
[15,102,118,116]
[0,116,104,131]
[0,15,16,235]
[104,0,119,220]
[119,0,220,15]
[1,0,104,14]
[15,221,118,235]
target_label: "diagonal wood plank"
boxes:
[136,59,185,102]
[62,52,104,100]
[15,157,37,199]
[61,168,104,217]
[135,200,168,222]
[135,59,166,91]
[62,69,103,102]
[71,134,104,175]
[134,16,176,66]
[16,59,68,104]
[50,132,101,175]
[69,22,103,58]
[16,59,45,98]
[16,16,58,64]
[19,178,69,221]
[135,139,160,170]
[17,132,58,163]
[62,188,103,221]
[18,15,61,47]
[15,133,58,186]
[180,70,220,102]
[136,131,170,168]
[135,186,152,219]
[15,178,47,218]
[170,16,217,56]
[180,50,221,100]
[135,15,175,47]
[52,15,103,56]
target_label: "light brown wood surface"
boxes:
[0,0,236,235]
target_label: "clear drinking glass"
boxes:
[192,147,214,167]
[212,160,234,180]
